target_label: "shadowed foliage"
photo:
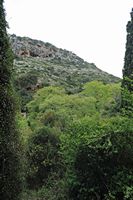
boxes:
[0,1,21,199]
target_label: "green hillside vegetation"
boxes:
[10,34,120,110]
[27,81,121,132]
[1,2,133,199]
[11,30,133,200]
[20,81,133,200]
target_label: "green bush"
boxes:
[26,127,61,189]
[69,118,133,200]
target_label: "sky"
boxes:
[4,0,133,78]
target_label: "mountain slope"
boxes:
[10,34,121,108]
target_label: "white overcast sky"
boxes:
[4,0,133,77]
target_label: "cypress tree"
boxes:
[121,8,133,114]
[0,0,21,199]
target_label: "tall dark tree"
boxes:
[121,8,133,114]
[0,1,21,199]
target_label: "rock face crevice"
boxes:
[10,34,57,59]
[10,34,84,64]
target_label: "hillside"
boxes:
[10,34,121,108]
[1,0,133,197]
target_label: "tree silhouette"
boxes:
[0,1,21,199]
[121,8,133,114]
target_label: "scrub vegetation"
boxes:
[1,1,133,199]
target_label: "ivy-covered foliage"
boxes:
[0,1,21,199]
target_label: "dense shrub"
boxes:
[69,118,133,200]
[27,83,120,132]
[26,127,61,189]
[14,72,38,110]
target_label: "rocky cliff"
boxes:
[10,34,84,64]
